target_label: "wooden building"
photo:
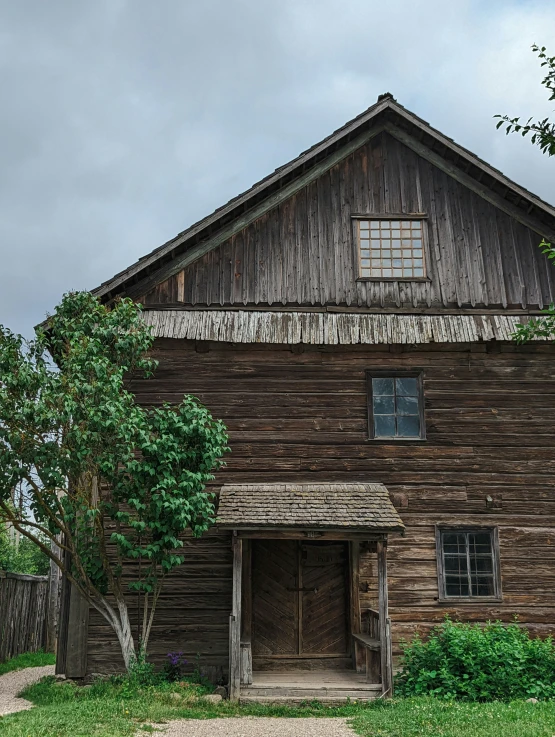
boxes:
[60,94,555,701]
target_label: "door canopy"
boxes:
[217,483,404,533]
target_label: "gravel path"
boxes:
[154,716,355,737]
[0,664,55,716]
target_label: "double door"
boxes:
[252,539,348,657]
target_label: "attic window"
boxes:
[356,218,427,280]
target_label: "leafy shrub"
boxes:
[105,647,161,694]
[100,650,212,695]
[396,618,555,701]
[125,648,159,686]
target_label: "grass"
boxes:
[1,676,555,737]
[0,651,56,675]
[352,698,555,737]
[0,676,367,736]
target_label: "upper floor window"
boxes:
[367,372,425,440]
[356,217,426,280]
[436,528,501,601]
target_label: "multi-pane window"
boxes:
[437,529,500,599]
[356,218,426,279]
[368,374,424,439]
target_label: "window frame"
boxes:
[435,526,502,603]
[366,370,426,442]
[352,213,431,282]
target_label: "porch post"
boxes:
[241,539,253,685]
[377,539,393,697]
[229,533,242,701]
[349,541,363,671]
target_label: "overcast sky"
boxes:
[1,0,554,337]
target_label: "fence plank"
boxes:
[0,571,49,662]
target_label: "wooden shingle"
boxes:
[142,309,539,345]
[217,483,405,532]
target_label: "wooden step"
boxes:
[253,657,353,672]
[240,693,381,704]
[241,669,382,703]
[241,685,382,701]
[242,686,382,697]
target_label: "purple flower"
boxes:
[166,651,188,668]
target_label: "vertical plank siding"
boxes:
[83,339,555,676]
[0,572,49,662]
[143,133,555,310]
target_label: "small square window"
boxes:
[367,372,425,440]
[436,528,501,600]
[355,217,428,280]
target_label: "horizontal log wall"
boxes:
[0,571,49,663]
[86,338,555,676]
[86,527,232,681]
[142,133,555,310]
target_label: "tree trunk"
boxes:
[85,589,138,672]
[114,597,137,670]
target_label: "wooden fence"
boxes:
[0,571,49,662]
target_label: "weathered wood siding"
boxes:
[0,571,49,663]
[85,338,555,675]
[86,527,232,680]
[142,133,555,310]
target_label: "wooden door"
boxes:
[252,539,298,655]
[301,543,348,654]
[252,540,348,658]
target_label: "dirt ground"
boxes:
[151,716,355,737]
[0,664,55,716]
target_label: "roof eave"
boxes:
[216,524,405,534]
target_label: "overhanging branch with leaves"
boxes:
[0,292,229,670]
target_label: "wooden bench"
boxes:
[353,608,381,683]
[352,633,381,651]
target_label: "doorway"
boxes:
[251,540,349,666]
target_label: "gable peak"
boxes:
[377,92,396,103]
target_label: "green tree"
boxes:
[0,292,229,669]
[496,44,555,342]
[496,45,555,157]
[0,525,50,575]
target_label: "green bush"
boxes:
[396,618,555,701]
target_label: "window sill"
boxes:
[367,437,427,443]
[356,277,432,282]
[436,597,503,605]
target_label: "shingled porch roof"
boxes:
[216,483,404,533]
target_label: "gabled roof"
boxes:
[93,94,555,302]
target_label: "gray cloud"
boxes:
[1,0,554,336]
